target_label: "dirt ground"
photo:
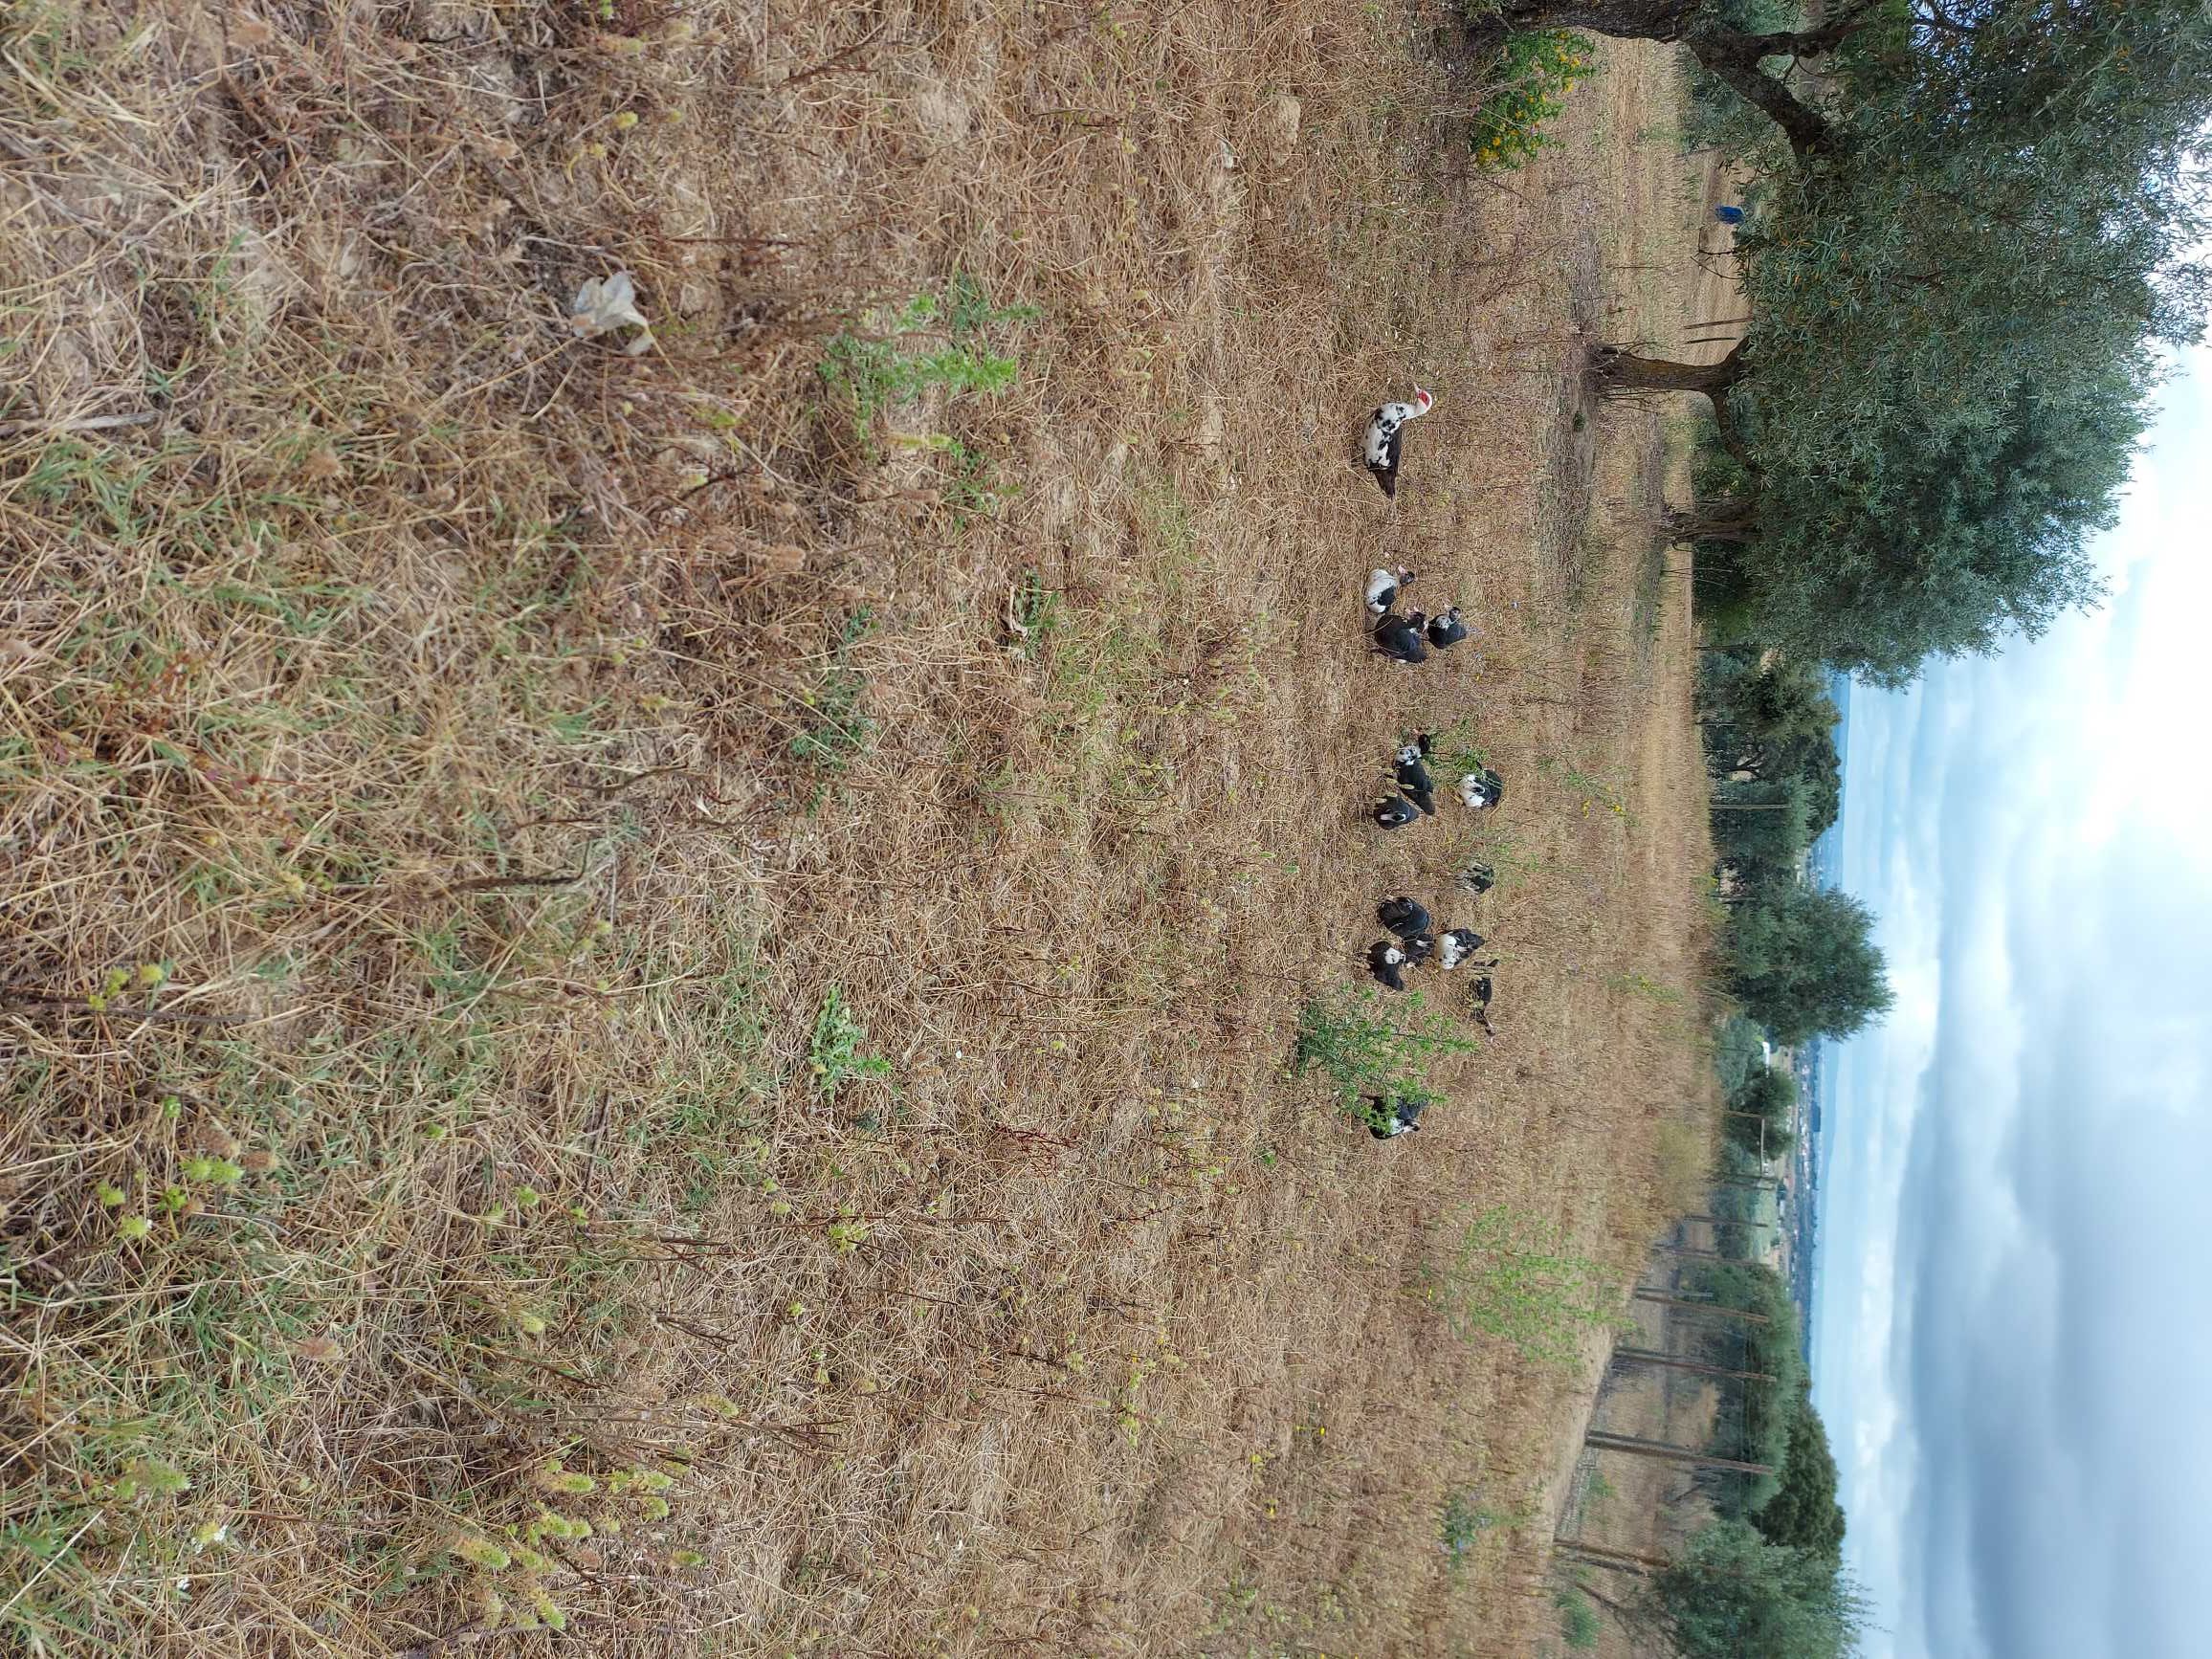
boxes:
[1553,1254,1732,1656]
[2,4,1722,1654]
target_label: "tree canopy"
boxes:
[1644,1518,1869,1659]
[1728,885,1893,1044]
[1701,648,1842,882]
[1755,1385,1847,1563]
[1480,0,2212,683]
[1725,1065,1798,1159]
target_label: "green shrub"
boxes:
[807,984,892,1098]
[1466,30,1596,170]
[818,274,1034,443]
[1440,1490,1507,1569]
[1417,1206,1626,1367]
[1556,1585,1604,1648]
[1292,988,1479,1125]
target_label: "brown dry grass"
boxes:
[3,3,1718,1654]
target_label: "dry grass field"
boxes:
[2,2,1722,1653]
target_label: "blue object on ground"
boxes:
[1714,205,1746,225]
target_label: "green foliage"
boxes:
[1292,988,1480,1115]
[789,609,875,771]
[1713,1013,1769,1096]
[1555,1584,1603,1649]
[1009,564,1067,660]
[818,275,1034,442]
[1687,1261,1804,1516]
[1705,365,2142,683]
[933,434,1014,524]
[1662,2,2212,682]
[1755,1384,1847,1562]
[1711,775,1814,891]
[1726,1065,1798,1159]
[807,984,892,1098]
[1465,29,1596,169]
[1697,650,1840,887]
[1700,647,1839,834]
[1417,1206,1625,1367]
[1439,1490,1513,1569]
[1421,717,1491,781]
[1728,884,1893,1045]
[1645,1519,1869,1659]
[1680,0,1804,156]
[1707,1139,1778,1261]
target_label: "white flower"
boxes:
[570,271,654,355]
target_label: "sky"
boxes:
[1812,342,2212,1658]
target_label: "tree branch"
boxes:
[1683,28,1841,156]
[1482,3,1868,156]
[1709,384,1759,474]
[1913,0,1980,37]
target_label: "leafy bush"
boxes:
[1293,989,1479,1127]
[1466,30,1596,170]
[1417,1206,1625,1367]
[818,275,1034,441]
[1647,1520,1869,1659]
[1556,1585,1603,1649]
[1439,1491,1494,1568]
[807,984,892,1098]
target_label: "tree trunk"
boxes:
[1666,501,1759,545]
[1490,0,1701,38]
[1593,340,1746,396]
[1485,2,1861,156]
[1584,1430,1776,1476]
[1682,26,1843,156]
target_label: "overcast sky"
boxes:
[1812,343,2212,1657]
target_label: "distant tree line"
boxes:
[1619,1264,1854,1655]
[1699,647,1891,1044]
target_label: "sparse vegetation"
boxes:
[818,276,1033,445]
[1418,1206,1628,1367]
[1440,1489,1523,1573]
[790,609,879,772]
[1556,1583,1604,1648]
[1424,718,1493,779]
[0,0,1725,1651]
[1294,988,1482,1121]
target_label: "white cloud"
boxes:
[1816,345,2212,1658]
